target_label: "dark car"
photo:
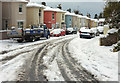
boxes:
[72,27,77,34]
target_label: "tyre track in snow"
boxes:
[17,36,75,81]
[0,37,67,64]
[6,35,99,82]
[56,39,99,82]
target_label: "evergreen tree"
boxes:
[103,1,120,29]
[99,12,103,18]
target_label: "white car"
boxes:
[97,26,104,34]
[66,27,74,34]
[79,27,95,38]
[90,28,99,36]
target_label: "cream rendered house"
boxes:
[26,2,45,27]
[2,0,28,30]
[76,15,82,30]
[1,0,27,40]
[90,19,95,28]
[71,13,77,29]
[55,8,66,29]
[84,16,91,28]
[0,1,2,30]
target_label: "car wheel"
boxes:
[17,39,23,43]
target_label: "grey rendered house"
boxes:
[0,0,28,40]
[65,12,72,28]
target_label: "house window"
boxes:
[19,4,23,13]
[52,13,54,20]
[39,9,41,17]
[18,22,23,28]
[62,14,64,20]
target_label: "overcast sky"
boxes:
[30,0,105,2]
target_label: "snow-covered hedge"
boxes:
[113,41,120,52]
[100,30,118,46]
[107,28,118,34]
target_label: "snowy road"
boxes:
[0,35,98,82]
[0,34,118,82]
[16,36,98,82]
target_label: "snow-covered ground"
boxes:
[0,33,118,82]
[0,35,75,82]
[0,35,73,53]
[69,36,118,81]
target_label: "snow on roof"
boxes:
[70,13,78,17]
[43,6,56,11]
[99,18,105,22]
[1,0,28,2]
[76,15,83,18]
[53,8,66,13]
[65,13,91,19]
[90,19,99,22]
[65,12,73,16]
[94,19,99,22]
[26,2,45,8]
[44,7,66,13]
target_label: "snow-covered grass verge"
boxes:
[0,35,75,53]
[0,35,75,82]
[69,36,118,81]
[0,52,33,82]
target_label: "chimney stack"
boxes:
[41,2,46,6]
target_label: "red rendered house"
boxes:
[44,11,57,29]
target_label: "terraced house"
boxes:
[76,15,82,29]
[26,2,45,27]
[0,1,2,40]
[72,13,78,29]
[55,8,66,29]
[44,7,57,29]
[0,1,2,30]
[65,12,73,28]
[1,0,28,39]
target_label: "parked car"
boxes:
[90,28,99,36]
[72,27,77,34]
[97,26,104,34]
[66,27,74,34]
[50,29,62,37]
[60,29,66,36]
[79,27,95,38]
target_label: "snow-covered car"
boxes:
[50,29,66,37]
[50,29,61,37]
[97,26,104,34]
[79,27,95,38]
[66,27,74,34]
[90,28,99,36]
[60,29,66,36]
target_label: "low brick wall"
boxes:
[0,31,9,40]
[100,32,118,46]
